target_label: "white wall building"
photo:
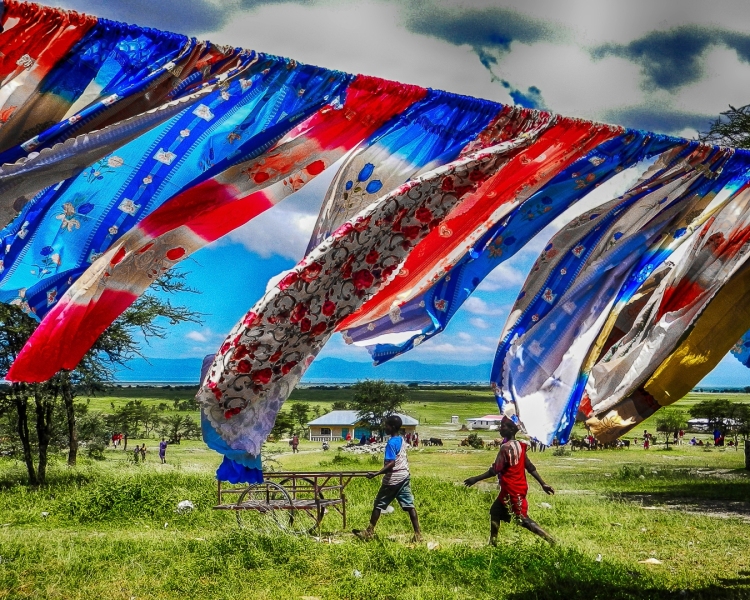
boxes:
[466,415,503,430]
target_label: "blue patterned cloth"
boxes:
[346,131,677,363]
[0,57,349,318]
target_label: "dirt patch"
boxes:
[621,493,750,522]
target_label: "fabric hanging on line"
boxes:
[0,51,256,226]
[0,57,346,321]
[0,42,251,167]
[0,17,188,156]
[0,1,97,135]
[336,115,620,336]
[582,166,750,441]
[196,126,550,459]
[306,90,502,252]
[614,259,750,436]
[343,131,677,363]
[491,145,743,444]
[0,86,221,230]
[7,75,429,382]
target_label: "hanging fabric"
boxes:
[306,90,501,252]
[0,57,346,321]
[582,164,750,441]
[336,115,620,335]
[195,125,557,459]
[343,131,677,363]
[0,2,97,135]
[7,75,429,381]
[0,18,187,155]
[492,145,744,444]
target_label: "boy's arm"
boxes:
[464,449,504,486]
[525,455,554,494]
[367,460,395,479]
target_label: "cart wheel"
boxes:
[235,481,292,534]
[278,477,324,535]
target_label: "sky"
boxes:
[40,0,750,384]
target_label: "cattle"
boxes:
[424,437,443,447]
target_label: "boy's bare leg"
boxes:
[520,517,556,545]
[406,507,422,542]
[353,508,381,540]
[489,517,501,546]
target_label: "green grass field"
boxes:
[0,388,748,599]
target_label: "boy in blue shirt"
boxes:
[353,415,422,542]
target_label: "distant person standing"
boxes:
[159,438,168,464]
[140,444,147,462]
[133,444,140,463]
[713,428,722,445]
[291,434,300,454]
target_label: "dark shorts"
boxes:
[373,478,415,511]
[490,492,528,522]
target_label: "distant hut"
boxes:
[306,410,418,441]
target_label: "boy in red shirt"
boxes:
[464,416,555,545]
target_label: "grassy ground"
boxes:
[0,389,749,599]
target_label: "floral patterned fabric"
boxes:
[197,136,542,454]
[337,114,618,333]
[343,131,677,363]
[0,57,348,323]
[7,76,425,382]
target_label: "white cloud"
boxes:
[674,47,750,116]
[470,317,490,330]
[204,1,512,104]
[476,263,526,292]
[464,297,506,316]
[185,330,208,342]
[224,163,337,260]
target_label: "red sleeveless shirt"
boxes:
[494,440,528,496]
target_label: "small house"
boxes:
[466,415,504,430]
[306,410,418,441]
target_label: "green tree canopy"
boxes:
[350,380,408,433]
[655,410,687,447]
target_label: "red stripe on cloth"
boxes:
[6,288,136,382]
[339,119,620,330]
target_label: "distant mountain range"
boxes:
[114,357,493,384]
[112,354,750,387]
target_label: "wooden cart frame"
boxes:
[214,471,370,534]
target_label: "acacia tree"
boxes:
[700,104,750,148]
[289,402,311,435]
[0,272,200,485]
[350,380,408,436]
[655,410,686,448]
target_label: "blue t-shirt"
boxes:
[384,436,403,461]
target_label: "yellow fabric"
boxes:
[588,260,750,442]
[644,260,750,403]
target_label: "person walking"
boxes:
[464,416,555,545]
[291,434,299,454]
[133,444,140,463]
[353,415,422,543]
[140,444,147,462]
